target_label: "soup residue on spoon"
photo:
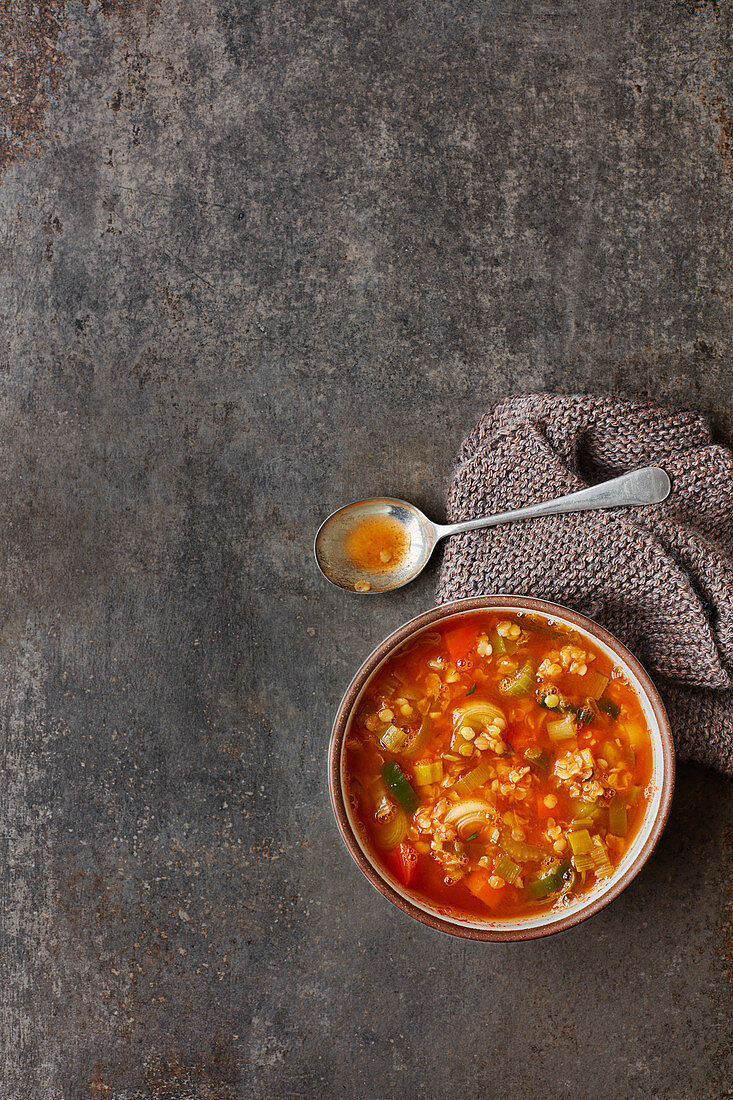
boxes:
[344,514,411,581]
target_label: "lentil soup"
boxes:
[344,611,654,921]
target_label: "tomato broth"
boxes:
[345,612,653,921]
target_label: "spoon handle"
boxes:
[435,466,671,540]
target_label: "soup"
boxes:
[345,612,653,920]
[344,514,411,579]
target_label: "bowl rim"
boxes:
[328,594,676,941]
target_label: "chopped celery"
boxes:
[524,747,549,774]
[373,807,407,850]
[547,714,577,741]
[597,696,620,720]
[572,850,594,872]
[590,836,613,877]
[413,759,443,786]
[381,761,419,814]
[608,795,627,836]
[502,837,547,863]
[586,671,610,700]
[568,829,593,855]
[527,860,572,899]
[627,785,641,805]
[500,660,536,698]
[453,760,492,797]
[495,855,520,884]
[380,724,407,753]
[577,706,594,725]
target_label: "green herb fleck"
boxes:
[466,831,479,841]
[465,683,477,696]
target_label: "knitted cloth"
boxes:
[436,395,733,777]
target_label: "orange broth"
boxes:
[343,514,411,575]
[345,612,653,920]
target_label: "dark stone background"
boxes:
[0,1,730,1097]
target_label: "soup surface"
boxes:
[345,612,653,921]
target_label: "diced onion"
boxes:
[444,798,496,840]
[452,700,506,734]
[380,724,407,752]
[590,835,613,877]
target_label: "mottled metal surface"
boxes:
[0,1,731,1097]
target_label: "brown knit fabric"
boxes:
[436,395,733,777]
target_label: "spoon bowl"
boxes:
[314,497,436,593]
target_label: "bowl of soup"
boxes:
[329,596,674,940]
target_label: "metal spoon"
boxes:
[314,466,671,593]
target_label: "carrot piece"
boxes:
[464,869,489,896]
[443,623,477,662]
[386,842,419,887]
[479,885,508,910]
[464,870,508,910]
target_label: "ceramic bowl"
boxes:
[328,595,675,941]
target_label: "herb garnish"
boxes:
[465,683,477,696]
[466,831,479,841]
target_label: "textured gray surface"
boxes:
[0,1,731,1097]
